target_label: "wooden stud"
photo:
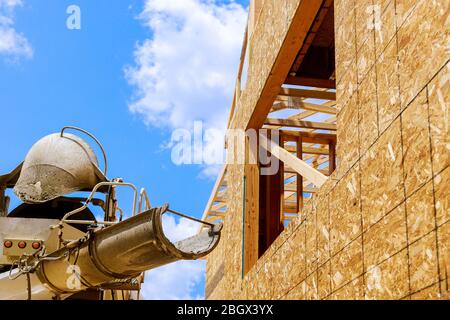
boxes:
[261,136,328,188]
[265,118,337,131]
[279,87,336,100]
[297,136,304,213]
[284,76,336,89]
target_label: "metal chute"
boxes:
[33,205,221,295]
[13,132,107,204]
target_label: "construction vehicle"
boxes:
[0,126,222,300]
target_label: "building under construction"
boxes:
[203,0,449,299]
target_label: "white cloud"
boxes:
[140,215,206,300]
[161,214,199,242]
[126,1,246,298]
[125,0,247,173]
[0,0,32,59]
[141,260,206,300]
[126,0,246,129]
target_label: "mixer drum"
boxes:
[14,133,105,204]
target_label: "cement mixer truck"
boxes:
[0,126,222,300]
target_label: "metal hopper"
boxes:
[14,128,108,204]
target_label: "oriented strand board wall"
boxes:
[205,0,449,300]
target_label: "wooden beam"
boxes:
[279,87,336,100]
[294,102,337,115]
[284,76,336,89]
[243,135,259,274]
[261,137,328,188]
[284,145,329,155]
[289,0,334,74]
[284,167,329,176]
[280,130,336,143]
[246,0,325,130]
[209,211,226,217]
[271,100,337,114]
[214,195,227,202]
[296,136,303,212]
[265,118,337,131]
[211,202,227,212]
[284,184,317,193]
[200,165,227,231]
[329,140,336,175]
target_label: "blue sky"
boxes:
[0,0,249,299]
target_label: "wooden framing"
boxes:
[204,0,340,279]
[243,136,259,273]
[261,137,328,188]
[278,87,336,100]
[272,100,337,114]
[246,0,325,130]
[284,75,336,89]
[289,0,334,75]
[264,118,337,131]
[200,166,228,230]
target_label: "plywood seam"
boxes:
[406,280,445,299]
[425,83,444,296]
[399,93,414,297]
[356,36,376,86]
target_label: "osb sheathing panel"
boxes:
[374,0,397,59]
[304,272,319,300]
[329,165,361,256]
[437,222,449,297]
[360,118,404,228]
[401,89,432,197]
[408,231,440,293]
[317,261,332,299]
[395,0,421,29]
[334,0,355,26]
[288,223,306,287]
[406,181,436,244]
[358,67,378,155]
[269,236,294,299]
[335,1,356,87]
[363,203,407,268]
[316,195,330,267]
[428,62,450,175]
[376,38,401,133]
[356,27,376,83]
[397,0,449,109]
[365,249,410,299]
[305,203,318,276]
[336,58,357,112]
[330,237,364,291]
[331,276,365,300]
[282,282,305,300]
[336,94,359,178]
[411,283,444,300]
[206,0,450,300]
[434,166,449,227]
[355,0,374,52]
